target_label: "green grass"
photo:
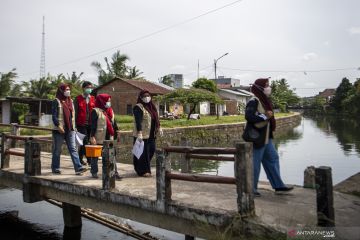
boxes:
[115,112,294,131]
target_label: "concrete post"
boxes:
[62,202,82,228]
[180,137,191,173]
[1,132,10,168]
[23,139,42,203]
[315,166,335,227]
[10,123,20,148]
[234,142,254,216]
[304,166,316,188]
[102,140,116,191]
[156,150,171,210]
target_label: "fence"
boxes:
[156,142,255,217]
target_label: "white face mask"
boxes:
[263,87,272,96]
[105,102,111,108]
[142,96,151,103]
[64,90,71,97]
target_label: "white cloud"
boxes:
[348,27,360,35]
[302,52,318,61]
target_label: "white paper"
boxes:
[132,139,144,159]
[75,131,86,146]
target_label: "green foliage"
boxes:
[331,78,354,112]
[91,50,143,85]
[270,78,300,112]
[192,77,218,93]
[0,68,18,98]
[160,75,174,87]
[157,88,223,119]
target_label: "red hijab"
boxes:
[95,94,114,136]
[251,78,276,131]
[137,90,160,130]
[56,83,73,130]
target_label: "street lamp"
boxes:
[214,52,229,119]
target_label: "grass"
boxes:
[115,112,294,131]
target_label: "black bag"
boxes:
[242,123,260,143]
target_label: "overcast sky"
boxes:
[1,0,359,96]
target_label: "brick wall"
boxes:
[225,100,238,115]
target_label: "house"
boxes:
[317,89,336,103]
[210,76,241,88]
[217,88,253,114]
[0,97,53,126]
[93,78,173,115]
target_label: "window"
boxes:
[126,104,133,115]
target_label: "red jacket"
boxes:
[75,95,95,126]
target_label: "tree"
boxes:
[157,88,223,120]
[160,75,174,87]
[128,66,144,80]
[0,68,17,98]
[91,50,132,85]
[331,77,354,111]
[270,78,300,112]
[23,77,54,99]
[192,78,217,93]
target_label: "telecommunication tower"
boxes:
[40,16,46,79]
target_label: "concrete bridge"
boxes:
[0,130,360,239]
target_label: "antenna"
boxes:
[40,16,46,79]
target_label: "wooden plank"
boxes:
[5,150,25,157]
[166,172,236,184]
[187,154,234,162]
[164,146,236,154]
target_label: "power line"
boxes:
[19,0,243,78]
[218,66,360,73]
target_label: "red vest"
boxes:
[76,95,95,126]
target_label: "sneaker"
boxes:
[80,160,87,166]
[142,173,152,177]
[254,192,261,197]
[52,169,61,174]
[75,168,88,175]
[114,173,122,180]
[91,173,99,179]
[275,186,294,195]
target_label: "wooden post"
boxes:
[156,149,171,210]
[1,132,10,168]
[185,235,195,240]
[315,166,335,227]
[23,139,42,203]
[10,123,20,148]
[234,142,254,216]
[304,166,316,188]
[24,139,41,176]
[180,137,191,173]
[62,202,82,227]
[102,140,115,191]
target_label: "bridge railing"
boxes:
[156,142,254,216]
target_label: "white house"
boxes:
[218,89,253,114]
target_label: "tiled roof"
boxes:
[95,78,172,95]
[318,89,336,98]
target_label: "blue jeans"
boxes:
[51,130,83,172]
[253,139,286,192]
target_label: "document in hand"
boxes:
[132,139,144,159]
[75,131,86,146]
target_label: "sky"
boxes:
[0,0,359,97]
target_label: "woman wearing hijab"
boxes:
[132,90,163,177]
[51,83,87,175]
[89,94,120,179]
[245,78,293,196]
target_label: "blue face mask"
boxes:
[84,88,92,95]
[105,102,111,108]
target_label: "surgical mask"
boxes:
[105,102,111,108]
[64,90,71,97]
[263,87,272,96]
[142,96,151,103]
[84,88,92,95]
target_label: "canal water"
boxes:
[1,114,360,239]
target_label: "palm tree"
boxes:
[128,66,144,80]
[91,50,130,85]
[23,77,54,99]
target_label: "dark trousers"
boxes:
[133,138,156,176]
[77,125,91,163]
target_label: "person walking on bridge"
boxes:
[74,81,95,166]
[51,83,87,175]
[132,90,163,177]
[245,78,293,196]
[89,94,121,179]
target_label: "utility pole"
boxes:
[214,52,229,119]
[40,16,46,79]
[197,59,200,80]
